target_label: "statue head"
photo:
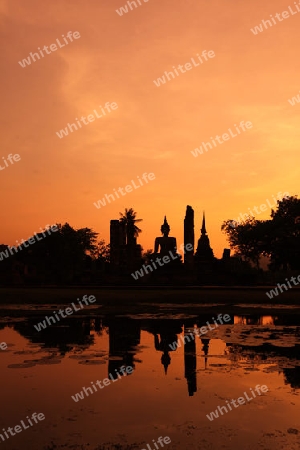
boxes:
[161,216,170,237]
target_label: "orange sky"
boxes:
[0,0,299,258]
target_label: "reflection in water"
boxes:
[234,315,276,325]
[3,314,300,392]
[2,312,300,449]
[184,330,197,396]
[1,315,300,396]
[13,317,94,356]
[108,318,140,379]
[148,320,182,376]
[201,338,210,371]
[153,324,179,374]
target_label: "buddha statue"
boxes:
[154,216,177,257]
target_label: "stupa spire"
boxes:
[201,211,207,235]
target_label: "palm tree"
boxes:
[119,208,142,244]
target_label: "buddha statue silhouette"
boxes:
[154,216,177,257]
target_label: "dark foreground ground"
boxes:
[1,286,300,316]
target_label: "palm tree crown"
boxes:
[119,208,142,244]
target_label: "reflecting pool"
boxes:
[0,311,300,449]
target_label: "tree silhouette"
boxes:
[142,249,153,264]
[92,240,110,263]
[221,217,263,268]
[222,195,300,270]
[119,208,142,245]
[3,223,101,284]
[268,195,300,270]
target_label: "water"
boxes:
[0,311,300,450]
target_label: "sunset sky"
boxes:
[1,0,299,257]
